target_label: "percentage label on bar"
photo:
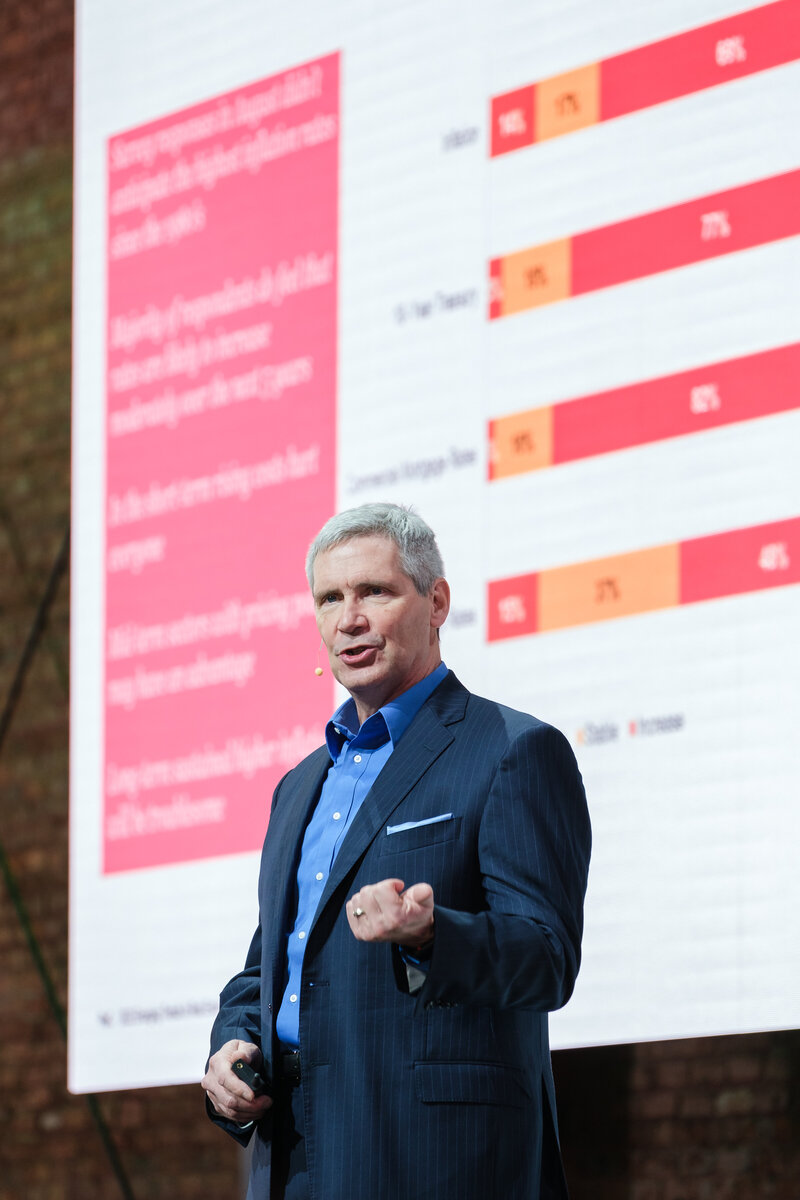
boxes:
[526,265,549,288]
[689,383,722,414]
[513,431,535,454]
[594,576,621,603]
[700,209,732,240]
[715,35,747,66]
[498,594,528,624]
[499,108,527,137]
[555,90,580,116]
[758,542,790,571]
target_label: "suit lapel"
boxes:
[259,748,330,987]
[309,672,468,933]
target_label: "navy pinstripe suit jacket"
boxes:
[209,671,591,1199]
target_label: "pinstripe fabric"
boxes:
[210,672,591,1200]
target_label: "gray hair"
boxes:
[306,503,445,595]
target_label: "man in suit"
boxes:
[202,502,591,1199]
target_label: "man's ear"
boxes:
[430,578,450,629]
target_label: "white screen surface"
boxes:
[71,0,800,1091]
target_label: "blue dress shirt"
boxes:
[275,662,448,1046]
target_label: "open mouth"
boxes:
[338,645,378,664]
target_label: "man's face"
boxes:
[312,534,450,723]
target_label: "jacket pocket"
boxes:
[413,1061,531,1108]
[378,815,461,856]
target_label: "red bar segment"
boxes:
[680,517,800,605]
[487,572,538,641]
[571,169,800,297]
[490,85,535,157]
[553,342,800,465]
[602,1,800,122]
[488,257,503,320]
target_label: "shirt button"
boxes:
[298,931,306,940]
[353,754,362,763]
[315,872,324,881]
[290,994,297,1003]
[333,811,341,820]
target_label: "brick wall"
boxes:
[554,1031,800,1199]
[0,2,797,1197]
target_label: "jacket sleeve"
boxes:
[205,923,266,1144]
[208,765,295,1057]
[407,721,591,1013]
[209,922,264,1051]
[205,768,295,1143]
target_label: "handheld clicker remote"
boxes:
[232,1059,268,1096]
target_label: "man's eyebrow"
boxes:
[314,578,394,600]
[357,578,394,591]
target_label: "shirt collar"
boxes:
[325,661,448,759]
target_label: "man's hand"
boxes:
[201,1040,273,1124]
[347,878,434,949]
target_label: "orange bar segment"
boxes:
[489,406,553,480]
[500,238,571,316]
[538,543,679,631]
[535,62,600,142]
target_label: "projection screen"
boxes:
[70,0,800,1091]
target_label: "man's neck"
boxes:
[351,658,443,726]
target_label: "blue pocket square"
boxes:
[386,813,454,835]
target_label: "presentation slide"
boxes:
[70,0,800,1091]
[104,56,338,873]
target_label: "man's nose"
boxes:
[338,595,367,632]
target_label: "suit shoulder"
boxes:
[462,687,548,732]
[461,690,573,752]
